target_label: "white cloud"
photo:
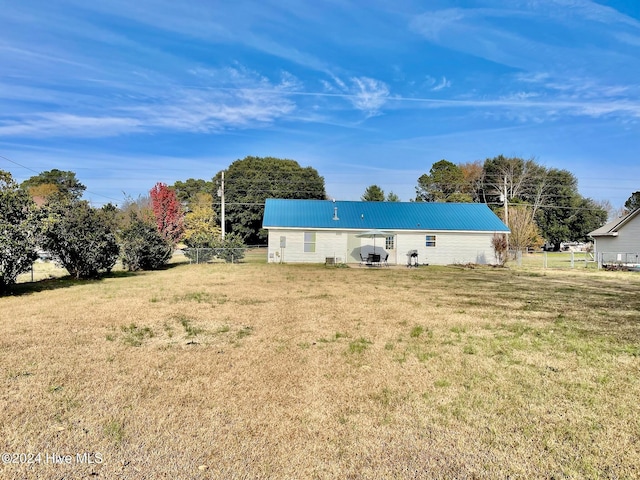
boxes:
[315,75,391,116]
[409,8,468,42]
[0,89,297,138]
[512,71,635,102]
[0,65,298,138]
[500,91,540,101]
[331,74,348,92]
[521,0,640,28]
[422,75,451,92]
[320,79,336,92]
[0,115,142,138]
[514,72,552,84]
[349,77,390,115]
[431,77,451,91]
[409,2,640,78]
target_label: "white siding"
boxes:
[267,229,348,263]
[395,232,497,265]
[268,229,500,265]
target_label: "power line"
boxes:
[0,153,122,203]
[0,154,41,175]
[2,153,631,209]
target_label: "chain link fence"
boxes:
[182,247,245,264]
[508,250,597,269]
[180,246,267,264]
[597,252,640,270]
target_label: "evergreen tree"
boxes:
[214,156,326,245]
[0,171,42,293]
[361,185,385,201]
[41,200,119,279]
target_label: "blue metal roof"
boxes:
[263,199,509,232]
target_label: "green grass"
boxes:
[347,337,372,354]
[236,326,253,339]
[173,291,212,303]
[104,419,125,444]
[176,314,205,338]
[517,251,596,269]
[410,325,424,338]
[120,323,154,346]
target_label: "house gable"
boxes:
[589,209,640,237]
[589,209,640,263]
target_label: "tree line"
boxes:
[0,169,246,294]
[2,155,637,292]
[123,155,639,253]
[363,156,638,252]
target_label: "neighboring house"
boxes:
[262,199,509,266]
[589,209,640,266]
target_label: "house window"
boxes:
[385,235,395,250]
[425,235,436,247]
[304,232,316,253]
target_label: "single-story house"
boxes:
[589,208,640,267]
[262,199,510,266]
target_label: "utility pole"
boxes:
[218,171,226,238]
[502,176,510,259]
[502,176,509,226]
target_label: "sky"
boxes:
[1,0,640,209]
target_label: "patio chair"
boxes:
[359,253,368,267]
[383,253,389,267]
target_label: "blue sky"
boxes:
[1,0,639,208]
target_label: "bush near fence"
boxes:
[183,247,247,264]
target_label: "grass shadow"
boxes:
[6,276,100,296]
[5,270,140,297]
[5,260,195,297]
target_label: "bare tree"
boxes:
[507,204,543,254]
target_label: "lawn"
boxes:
[518,251,596,270]
[2,261,639,478]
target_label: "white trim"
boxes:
[265,227,510,234]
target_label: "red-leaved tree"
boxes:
[149,182,184,245]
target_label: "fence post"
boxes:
[570,251,574,268]
[543,252,547,269]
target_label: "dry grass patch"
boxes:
[1,263,639,478]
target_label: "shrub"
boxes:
[120,219,173,271]
[41,200,119,279]
[215,233,246,263]
[492,233,508,266]
[183,232,246,264]
[0,171,42,293]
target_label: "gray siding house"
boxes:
[589,209,640,267]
